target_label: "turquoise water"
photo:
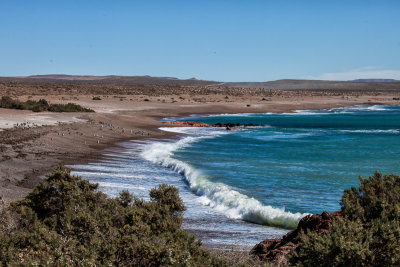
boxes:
[169,105,400,217]
[70,105,400,247]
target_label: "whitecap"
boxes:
[140,131,308,229]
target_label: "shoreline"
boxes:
[1,89,400,202]
[1,95,399,203]
[68,129,291,250]
[63,102,400,251]
[1,89,400,255]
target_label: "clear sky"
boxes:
[1,0,399,81]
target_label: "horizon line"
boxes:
[1,74,399,83]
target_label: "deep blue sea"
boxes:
[70,105,400,248]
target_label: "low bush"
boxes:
[0,166,226,266]
[47,102,93,112]
[0,96,94,112]
[291,172,400,266]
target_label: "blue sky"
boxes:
[1,1,399,81]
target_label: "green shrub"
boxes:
[0,166,226,266]
[47,103,94,112]
[291,172,400,266]
[0,96,94,112]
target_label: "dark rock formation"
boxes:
[163,121,263,129]
[213,122,261,128]
[251,211,342,264]
[162,121,212,127]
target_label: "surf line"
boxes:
[140,127,308,229]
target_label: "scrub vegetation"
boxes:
[1,166,399,266]
[0,96,94,112]
[0,166,225,266]
[291,172,400,266]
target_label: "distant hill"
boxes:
[216,79,400,90]
[22,75,217,86]
[351,79,398,83]
[27,74,113,81]
[1,75,400,90]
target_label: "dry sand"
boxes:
[1,90,399,203]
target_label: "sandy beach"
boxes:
[1,83,400,203]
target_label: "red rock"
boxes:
[251,211,342,263]
[162,121,212,127]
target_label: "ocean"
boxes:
[70,104,400,248]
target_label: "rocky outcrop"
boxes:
[251,211,342,264]
[163,121,263,129]
[213,122,261,128]
[162,121,212,127]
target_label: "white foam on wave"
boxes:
[285,105,398,116]
[166,112,276,120]
[362,105,388,111]
[250,132,317,141]
[96,182,146,191]
[140,128,308,229]
[330,105,394,112]
[339,129,399,134]
[162,105,399,123]
[72,171,153,180]
[159,126,228,136]
[206,113,258,117]
[289,110,332,115]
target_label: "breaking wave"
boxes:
[285,105,399,115]
[140,128,307,229]
[338,129,399,134]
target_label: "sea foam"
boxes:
[140,127,308,229]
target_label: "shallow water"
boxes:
[70,105,400,247]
